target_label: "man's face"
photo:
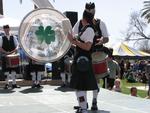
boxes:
[3,28,10,35]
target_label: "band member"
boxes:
[0,25,20,89]
[67,9,98,113]
[73,2,110,111]
[59,56,66,87]
[28,58,45,88]
[60,47,74,87]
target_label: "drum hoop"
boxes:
[18,8,72,63]
[92,51,108,63]
[92,59,107,64]
[6,53,20,57]
[95,72,109,79]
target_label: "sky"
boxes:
[2,0,145,46]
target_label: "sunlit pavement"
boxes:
[0,84,150,113]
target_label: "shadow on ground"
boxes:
[54,86,75,92]
[20,87,43,94]
[88,110,110,113]
[0,88,15,93]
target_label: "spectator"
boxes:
[130,87,138,97]
[138,60,146,73]
[132,61,139,78]
[125,60,131,71]
[127,72,136,83]
[145,90,150,99]
[119,59,125,79]
[140,72,148,83]
[112,78,121,92]
[145,60,150,92]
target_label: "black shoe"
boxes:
[4,84,9,89]
[75,108,87,113]
[31,84,36,88]
[76,108,82,113]
[74,103,88,110]
[60,83,66,88]
[12,84,21,89]
[74,106,81,110]
[36,84,42,88]
[91,99,98,111]
[87,103,88,109]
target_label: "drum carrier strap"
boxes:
[78,24,94,38]
[78,19,103,52]
[78,19,102,37]
[75,24,94,72]
[75,24,94,61]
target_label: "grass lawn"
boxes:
[121,79,148,98]
[100,79,148,98]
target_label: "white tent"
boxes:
[113,42,150,59]
[0,16,20,35]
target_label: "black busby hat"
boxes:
[3,25,10,29]
[85,2,95,15]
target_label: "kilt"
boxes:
[69,60,98,91]
[29,63,45,72]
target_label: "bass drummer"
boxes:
[73,2,110,111]
[0,25,20,89]
[28,58,45,88]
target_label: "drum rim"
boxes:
[6,53,20,57]
[18,8,72,63]
[92,51,108,63]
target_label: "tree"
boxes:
[139,40,150,53]
[125,12,150,41]
[124,11,150,52]
[141,0,150,23]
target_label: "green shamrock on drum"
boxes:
[35,25,55,45]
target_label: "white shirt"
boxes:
[73,19,109,38]
[0,35,19,48]
[98,20,109,37]
[73,22,95,43]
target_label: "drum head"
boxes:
[19,8,72,63]
[92,52,108,63]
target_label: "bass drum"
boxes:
[19,8,72,63]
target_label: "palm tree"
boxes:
[141,0,150,23]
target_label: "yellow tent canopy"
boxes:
[113,43,150,58]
